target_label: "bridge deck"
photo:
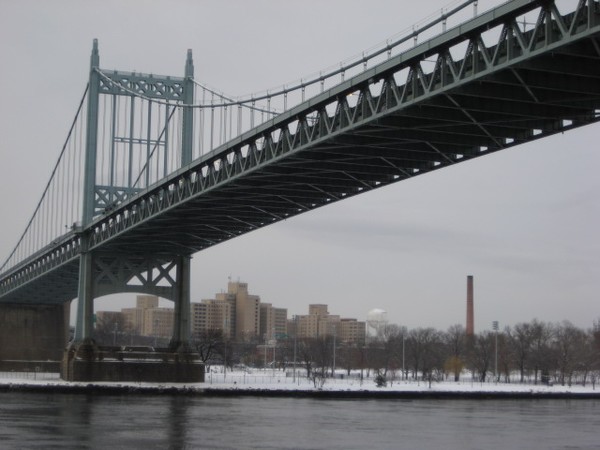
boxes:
[2,0,600,304]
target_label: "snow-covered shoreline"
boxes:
[1,371,598,398]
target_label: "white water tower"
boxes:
[367,309,388,339]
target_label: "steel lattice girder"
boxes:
[87,0,600,255]
[2,0,600,304]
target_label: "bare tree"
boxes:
[496,329,512,382]
[553,321,587,386]
[379,324,403,381]
[469,331,494,382]
[337,344,361,376]
[93,313,128,346]
[296,338,315,378]
[444,324,466,382]
[507,322,534,382]
[406,327,442,382]
[530,320,554,384]
[191,329,224,366]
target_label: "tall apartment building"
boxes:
[296,304,339,338]
[121,307,144,335]
[309,304,329,316]
[191,299,232,339]
[259,304,288,341]
[219,281,260,341]
[338,318,366,346]
[142,307,174,338]
[291,304,366,345]
[95,310,123,327]
[191,281,288,343]
[192,281,270,342]
[273,307,288,339]
[136,295,159,310]
[121,295,173,338]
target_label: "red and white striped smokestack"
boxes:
[466,275,474,335]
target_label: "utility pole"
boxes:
[493,321,499,382]
[293,315,298,383]
[223,317,228,380]
[402,326,407,381]
[332,324,336,377]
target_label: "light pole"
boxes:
[223,317,228,380]
[401,326,407,381]
[293,315,298,383]
[272,326,276,375]
[154,319,158,348]
[263,334,268,369]
[332,324,337,377]
[493,321,499,382]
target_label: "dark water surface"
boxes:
[0,392,597,449]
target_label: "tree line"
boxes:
[94,315,600,387]
[193,319,599,387]
[300,319,600,387]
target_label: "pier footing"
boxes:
[61,344,204,383]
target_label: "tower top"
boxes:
[185,49,194,78]
[90,39,99,68]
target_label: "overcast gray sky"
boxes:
[0,0,598,332]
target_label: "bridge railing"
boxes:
[9,0,594,283]
[186,0,480,156]
[1,0,481,279]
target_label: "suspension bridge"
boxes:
[1,0,599,380]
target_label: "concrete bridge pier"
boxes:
[0,302,70,371]
[170,255,192,352]
[60,250,203,382]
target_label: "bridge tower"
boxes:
[64,40,201,381]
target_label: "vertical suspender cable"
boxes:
[146,100,152,187]
[110,94,117,189]
[210,104,215,151]
[223,105,227,144]
[129,96,135,188]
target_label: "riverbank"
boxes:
[1,371,598,399]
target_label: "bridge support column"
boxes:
[74,249,94,344]
[61,248,98,380]
[0,303,70,371]
[170,255,191,351]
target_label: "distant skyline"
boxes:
[0,0,598,332]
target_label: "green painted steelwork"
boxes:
[2,0,600,312]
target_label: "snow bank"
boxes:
[1,370,598,398]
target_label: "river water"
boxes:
[0,392,597,449]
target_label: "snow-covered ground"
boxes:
[1,369,598,395]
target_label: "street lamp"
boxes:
[492,321,499,382]
[401,326,407,381]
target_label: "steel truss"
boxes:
[2,0,600,305]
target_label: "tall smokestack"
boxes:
[466,275,474,336]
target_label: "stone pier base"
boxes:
[0,303,70,362]
[61,345,204,383]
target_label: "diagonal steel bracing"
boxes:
[2,0,600,312]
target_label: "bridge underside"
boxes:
[102,32,600,257]
[2,0,600,307]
